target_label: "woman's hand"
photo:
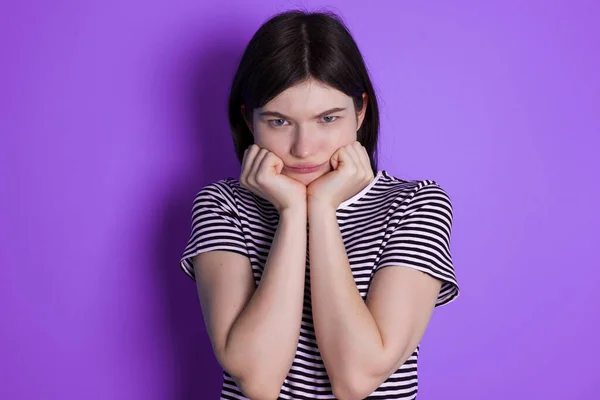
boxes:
[306,141,374,210]
[240,144,307,213]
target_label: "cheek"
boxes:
[253,129,284,152]
[328,120,358,147]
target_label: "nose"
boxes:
[290,127,317,159]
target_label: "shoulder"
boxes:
[191,178,242,214]
[377,171,453,213]
[194,178,240,201]
[376,171,451,200]
[193,177,269,214]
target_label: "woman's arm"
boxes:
[194,206,307,400]
[308,202,440,400]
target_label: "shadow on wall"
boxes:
[152,25,248,399]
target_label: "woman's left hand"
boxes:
[307,141,374,210]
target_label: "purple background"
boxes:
[1,1,599,399]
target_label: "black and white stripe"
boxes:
[180,170,459,399]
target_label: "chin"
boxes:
[286,170,326,186]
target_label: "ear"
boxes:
[241,104,253,134]
[356,92,369,131]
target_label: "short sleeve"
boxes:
[179,181,248,281]
[375,181,459,307]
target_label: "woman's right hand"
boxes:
[240,144,306,213]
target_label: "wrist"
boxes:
[279,204,307,219]
[307,199,337,219]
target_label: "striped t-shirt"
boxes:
[180,170,460,399]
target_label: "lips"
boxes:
[285,162,327,174]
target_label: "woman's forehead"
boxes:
[261,80,351,116]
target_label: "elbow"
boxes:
[330,362,394,400]
[331,361,405,399]
[236,374,283,400]
[330,346,409,399]
[219,351,284,399]
[331,375,374,400]
[331,384,369,400]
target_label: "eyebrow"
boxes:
[259,107,347,120]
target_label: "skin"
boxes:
[242,79,369,188]
[193,78,442,400]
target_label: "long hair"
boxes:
[228,9,380,172]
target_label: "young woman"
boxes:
[180,9,459,400]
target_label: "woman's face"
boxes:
[245,78,367,186]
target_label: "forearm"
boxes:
[225,207,307,390]
[308,204,387,385]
